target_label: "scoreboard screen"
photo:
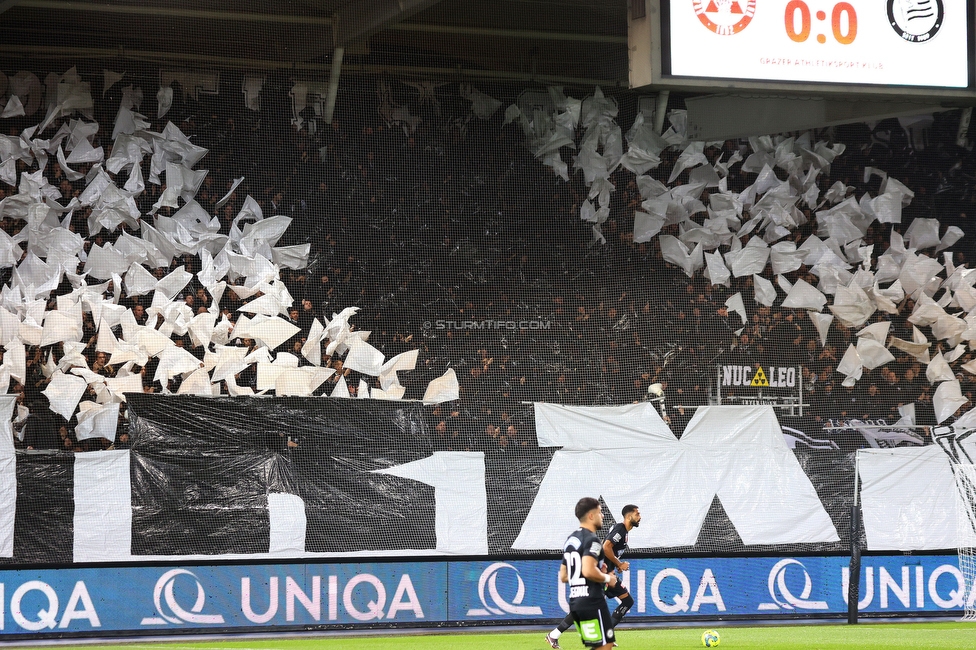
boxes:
[663,0,972,88]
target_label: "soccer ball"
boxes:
[702,629,720,647]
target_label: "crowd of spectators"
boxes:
[2,64,975,452]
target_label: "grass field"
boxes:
[19,622,976,649]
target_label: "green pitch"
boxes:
[18,621,976,649]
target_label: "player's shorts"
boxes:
[572,601,615,648]
[605,579,628,600]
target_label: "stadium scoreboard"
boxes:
[629,0,976,97]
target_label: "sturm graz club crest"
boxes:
[887,0,944,42]
[693,0,756,36]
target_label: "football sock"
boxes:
[611,596,634,627]
[555,612,575,634]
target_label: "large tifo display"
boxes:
[0,398,973,563]
[0,555,968,637]
[2,399,854,563]
[665,0,971,87]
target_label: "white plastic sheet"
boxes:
[245,316,299,351]
[857,321,890,344]
[375,452,488,555]
[176,368,217,396]
[926,352,955,384]
[753,274,777,307]
[330,374,350,398]
[515,402,698,549]
[782,279,827,311]
[904,218,941,250]
[153,346,203,385]
[681,406,839,545]
[75,401,119,441]
[423,368,459,404]
[379,349,419,391]
[725,292,747,324]
[725,239,769,277]
[829,282,875,328]
[0,396,15,450]
[858,446,976,550]
[343,338,385,376]
[0,394,12,557]
[704,251,730,287]
[934,380,969,423]
[104,374,143,402]
[42,370,88,419]
[659,236,703,278]
[633,211,665,243]
[268,492,307,556]
[855,338,894,371]
[836,344,863,385]
[72,450,132,561]
[514,404,838,549]
[808,311,833,347]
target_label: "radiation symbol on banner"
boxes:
[693,0,756,35]
[750,366,769,387]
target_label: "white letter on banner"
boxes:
[72,450,132,563]
[841,567,874,609]
[637,570,646,613]
[916,566,925,608]
[328,576,338,620]
[285,576,320,621]
[0,395,16,559]
[343,574,386,621]
[11,581,58,630]
[268,493,307,555]
[515,403,705,549]
[373,452,488,555]
[928,565,966,608]
[880,567,910,608]
[516,404,838,550]
[650,569,690,614]
[58,582,101,628]
[241,577,278,623]
[386,574,424,619]
[691,569,726,612]
[557,579,569,614]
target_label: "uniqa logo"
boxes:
[758,559,829,610]
[140,569,226,625]
[466,562,543,616]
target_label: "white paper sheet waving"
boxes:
[42,370,89,420]
[858,444,976,551]
[75,401,119,441]
[374,451,488,555]
[513,404,838,550]
[423,368,459,404]
[935,380,969,424]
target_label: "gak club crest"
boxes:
[693,0,757,35]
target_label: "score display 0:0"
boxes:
[785,0,857,44]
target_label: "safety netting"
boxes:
[0,2,974,565]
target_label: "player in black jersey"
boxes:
[602,504,640,627]
[550,497,617,650]
[547,504,641,649]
